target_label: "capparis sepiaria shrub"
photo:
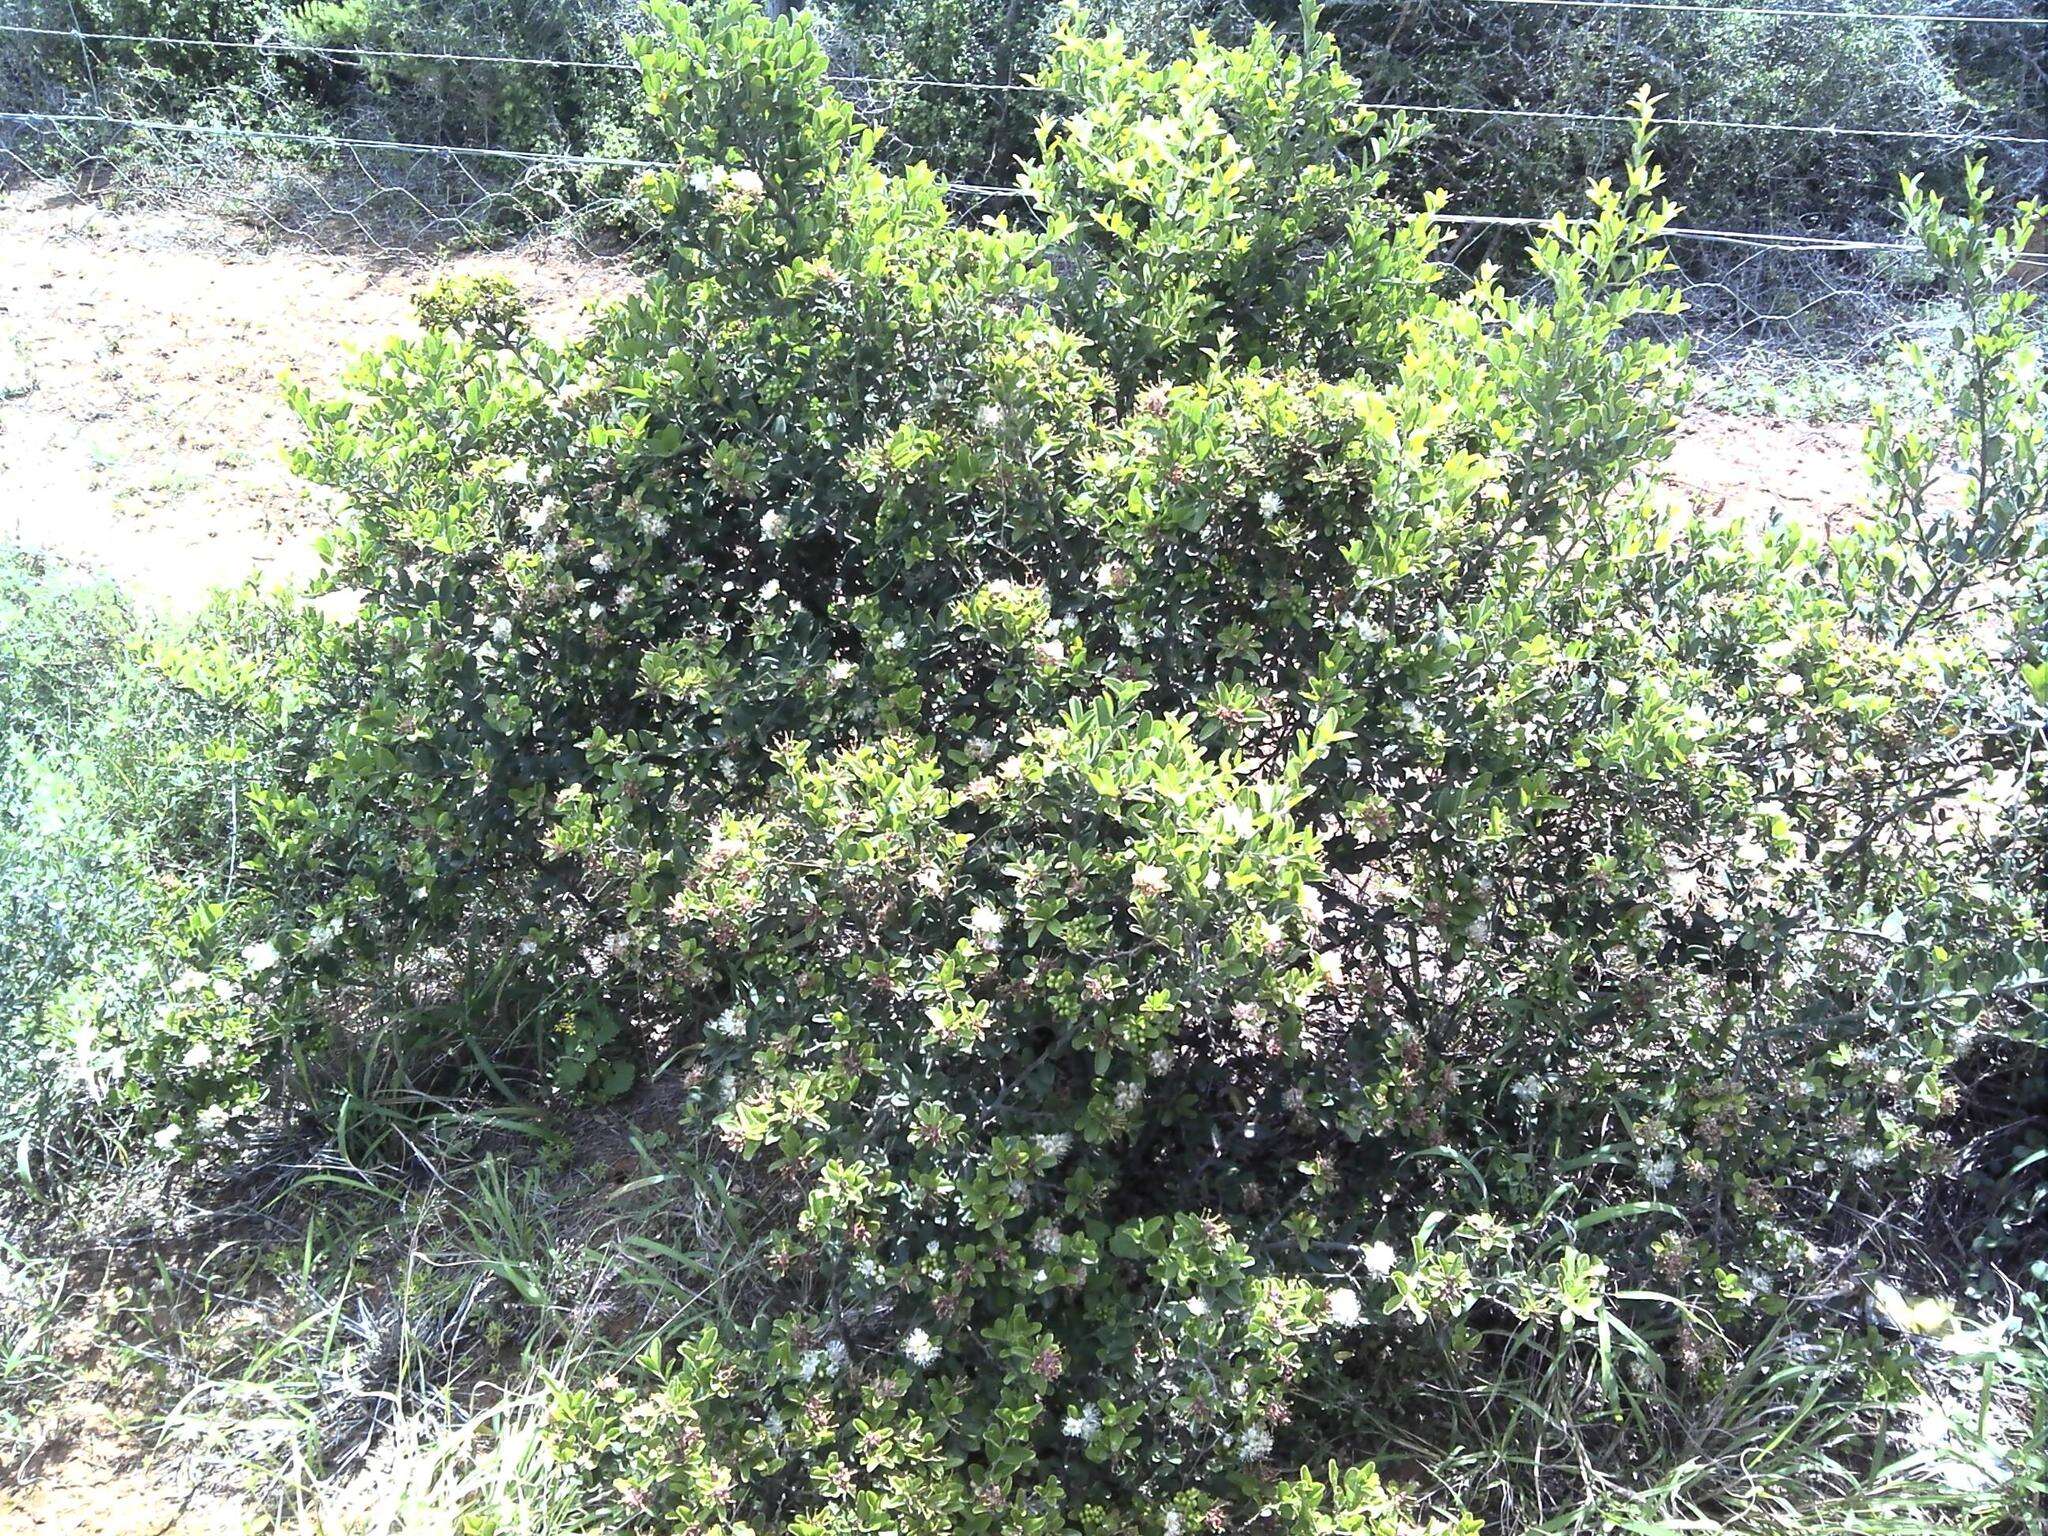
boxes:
[221,1,2048,1527]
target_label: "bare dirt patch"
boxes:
[1664,408,1871,537]
[0,182,627,614]
[1,1402,250,1536]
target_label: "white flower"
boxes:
[902,1327,940,1367]
[1061,1404,1102,1442]
[760,510,789,541]
[169,968,208,996]
[1511,1074,1545,1105]
[1094,559,1132,593]
[153,1125,181,1152]
[590,550,613,574]
[977,403,1005,431]
[240,940,280,973]
[180,1041,214,1071]
[1031,637,1066,668]
[490,616,513,645]
[707,1007,747,1039]
[1640,1153,1678,1189]
[1360,1241,1398,1279]
[727,167,765,199]
[1164,1516,1183,1536]
[1258,490,1282,518]
[967,905,1006,947]
[1849,1144,1885,1171]
[1130,864,1170,901]
[828,659,857,685]
[1325,1287,1362,1328]
[688,168,713,193]
[1184,1296,1210,1317]
[1237,1424,1273,1461]
[196,1103,230,1134]
[1114,1081,1142,1112]
[1032,1132,1074,1160]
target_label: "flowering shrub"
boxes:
[251,1,2048,1527]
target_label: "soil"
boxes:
[1663,408,1870,538]
[0,1403,250,1536]
[0,1294,252,1536]
[0,181,627,614]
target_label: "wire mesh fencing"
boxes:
[0,0,2042,347]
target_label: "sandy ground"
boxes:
[1,179,1880,620]
[1663,409,1869,538]
[1,1406,249,1536]
[0,181,625,614]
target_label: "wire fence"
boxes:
[1331,0,2047,22]
[3,19,2042,147]
[0,4,2041,347]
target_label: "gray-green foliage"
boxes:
[819,0,2033,302]
[1316,1,1994,230]
[0,554,139,1165]
[0,552,343,1170]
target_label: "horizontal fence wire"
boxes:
[0,21,640,72]
[0,109,1937,254]
[3,22,2044,148]
[1329,0,2048,21]
[0,109,671,170]
[1439,211,1918,251]
[1355,99,2042,146]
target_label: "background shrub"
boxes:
[5,0,2035,293]
[0,550,346,1171]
